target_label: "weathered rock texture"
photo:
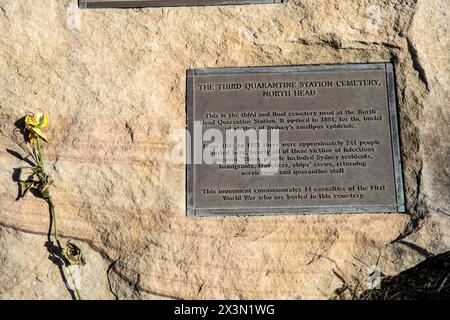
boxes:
[0,0,449,299]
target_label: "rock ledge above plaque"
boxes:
[186,63,405,216]
[79,0,281,9]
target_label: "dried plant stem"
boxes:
[47,196,82,300]
[36,137,82,300]
[36,138,45,170]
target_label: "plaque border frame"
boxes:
[79,0,282,9]
[186,62,405,216]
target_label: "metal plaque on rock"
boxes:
[186,63,404,216]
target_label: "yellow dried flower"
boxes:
[25,112,48,144]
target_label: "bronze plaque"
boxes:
[186,63,405,216]
[79,0,281,8]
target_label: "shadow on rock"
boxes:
[360,251,450,300]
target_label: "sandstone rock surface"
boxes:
[0,0,448,299]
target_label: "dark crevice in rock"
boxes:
[106,260,120,300]
[405,37,430,92]
[133,273,142,299]
[107,262,180,300]
[288,36,403,56]
[397,240,434,258]
[125,121,135,143]
[319,36,342,49]
[354,40,402,49]
[392,199,429,243]
[393,146,428,241]
[390,43,430,240]
[0,6,8,21]
[106,242,179,300]
[197,282,205,295]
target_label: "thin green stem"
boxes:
[36,137,45,170]
[66,265,82,300]
[48,196,82,300]
[48,196,62,247]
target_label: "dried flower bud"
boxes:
[65,240,86,266]
[25,112,49,144]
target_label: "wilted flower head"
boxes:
[25,112,48,144]
[65,240,86,266]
